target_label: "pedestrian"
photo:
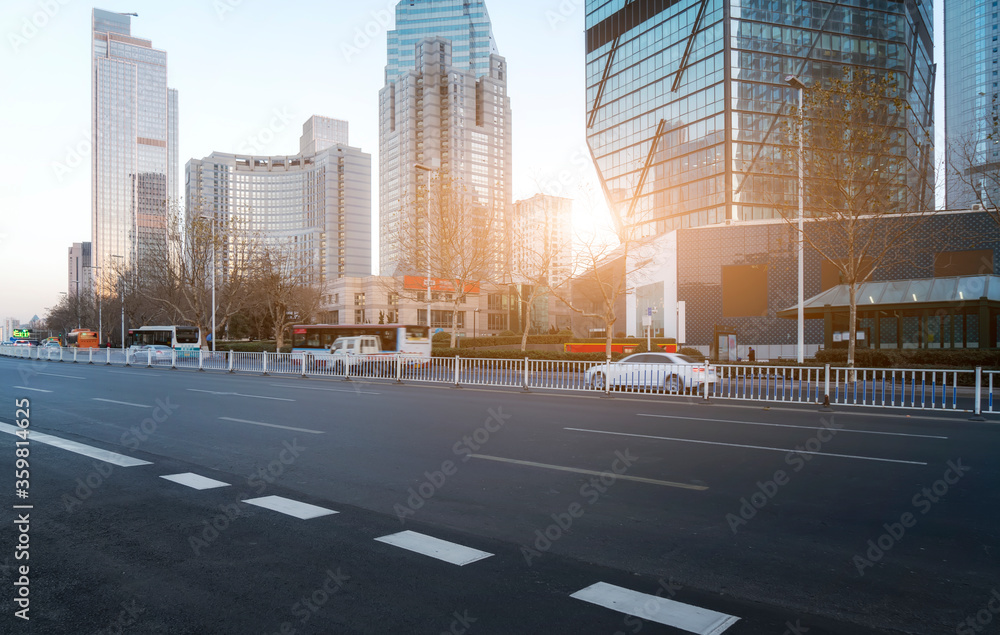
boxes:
[748,347,756,363]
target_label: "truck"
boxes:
[328,335,395,374]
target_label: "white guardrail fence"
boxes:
[0,344,994,417]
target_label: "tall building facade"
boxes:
[511,194,573,288]
[92,9,179,290]
[946,1,999,209]
[300,115,350,155]
[585,0,935,240]
[186,133,372,284]
[379,1,512,277]
[68,242,93,296]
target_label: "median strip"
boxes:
[468,454,707,491]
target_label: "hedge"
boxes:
[457,335,678,349]
[215,341,292,353]
[432,348,628,362]
[814,348,1000,369]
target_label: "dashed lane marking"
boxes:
[637,413,948,439]
[571,582,739,634]
[0,422,151,467]
[188,388,294,402]
[468,454,708,491]
[160,473,230,490]
[269,383,381,395]
[12,386,51,393]
[37,372,85,380]
[564,427,928,466]
[219,417,323,434]
[374,530,493,566]
[93,398,151,408]
[243,495,337,520]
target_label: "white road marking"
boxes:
[219,417,323,434]
[0,423,151,467]
[269,383,381,395]
[188,388,294,402]
[160,473,230,490]
[374,531,493,566]
[468,454,707,491]
[93,398,151,408]
[37,372,85,380]
[564,427,927,466]
[243,495,337,519]
[12,386,51,393]
[571,582,739,634]
[637,413,948,439]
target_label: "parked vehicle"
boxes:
[585,352,717,393]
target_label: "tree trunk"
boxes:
[848,284,857,369]
[605,318,614,359]
[450,304,460,348]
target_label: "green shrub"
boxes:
[216,341,277,353]
[679,347,705,358]
[813,348,1000,369]
[432,348,628,362]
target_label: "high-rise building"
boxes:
[68,242,93,296]
[946,1,998,209]
[300,115,350,155]
[585,0,935,239]
[511,194,573,288]
[92,9,178,290]
[379,1,511,278]
[186,129,372,284]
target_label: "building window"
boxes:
[355,309,366,324]
[355,293,366,306]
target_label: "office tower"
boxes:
[92,9,178,289]
[585,0,935,239]
[511,194,573,288]
[68,242,93,296]
[946,1,998,209]
[379,0,511,278]
[186,134,372,284]
[300,115,350,155]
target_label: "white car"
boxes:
[130,345,173,363]
[586,352,717,393]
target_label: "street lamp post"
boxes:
[785,74,807,364]
[415,163,437,330]
[112,255,124,350]
[88,265,102,346]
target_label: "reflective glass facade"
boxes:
[92,9,178,291]
[585,0,935,239]
[385,0,498,82]
[945,0,997,208]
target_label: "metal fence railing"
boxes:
[0,344,993,416]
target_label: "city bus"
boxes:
[290,324,431,363]
[66,329,99,349]
[127,325,201,359]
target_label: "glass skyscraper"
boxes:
[92,9,179,290]
[585,0,935,240]
[379,1,511,277]
[946,1,998,209]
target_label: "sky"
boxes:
[0,0,947,324]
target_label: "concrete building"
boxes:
[945,1,1000,209]
[68,242,93,296]
[511,194,573,288]
[300,115,349,155]
[584,0,935,240]
[186,123,372,284]
[379,1,512,278]
[92,9,178,290]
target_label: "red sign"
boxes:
[402,275,480,294]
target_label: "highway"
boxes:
[0,355,996,634]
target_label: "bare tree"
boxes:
[251,243,322,350]
[949,92,1000,224]
[780,67,939,367]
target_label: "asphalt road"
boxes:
[0,355,996,634]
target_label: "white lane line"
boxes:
[93,398,152,409]
[12,386,52,393]
[160,473,230,490]
[219,417,323,434]
[0,422,151,467]
[468,454,707,491]
[188,389,294,402]
[637,413,948,440]
[243,495,337,519]
[571,582,739,634]
[37,372,85,380]
[269,383,381,395]
[564,428,927,466]
[374,530,493,566]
